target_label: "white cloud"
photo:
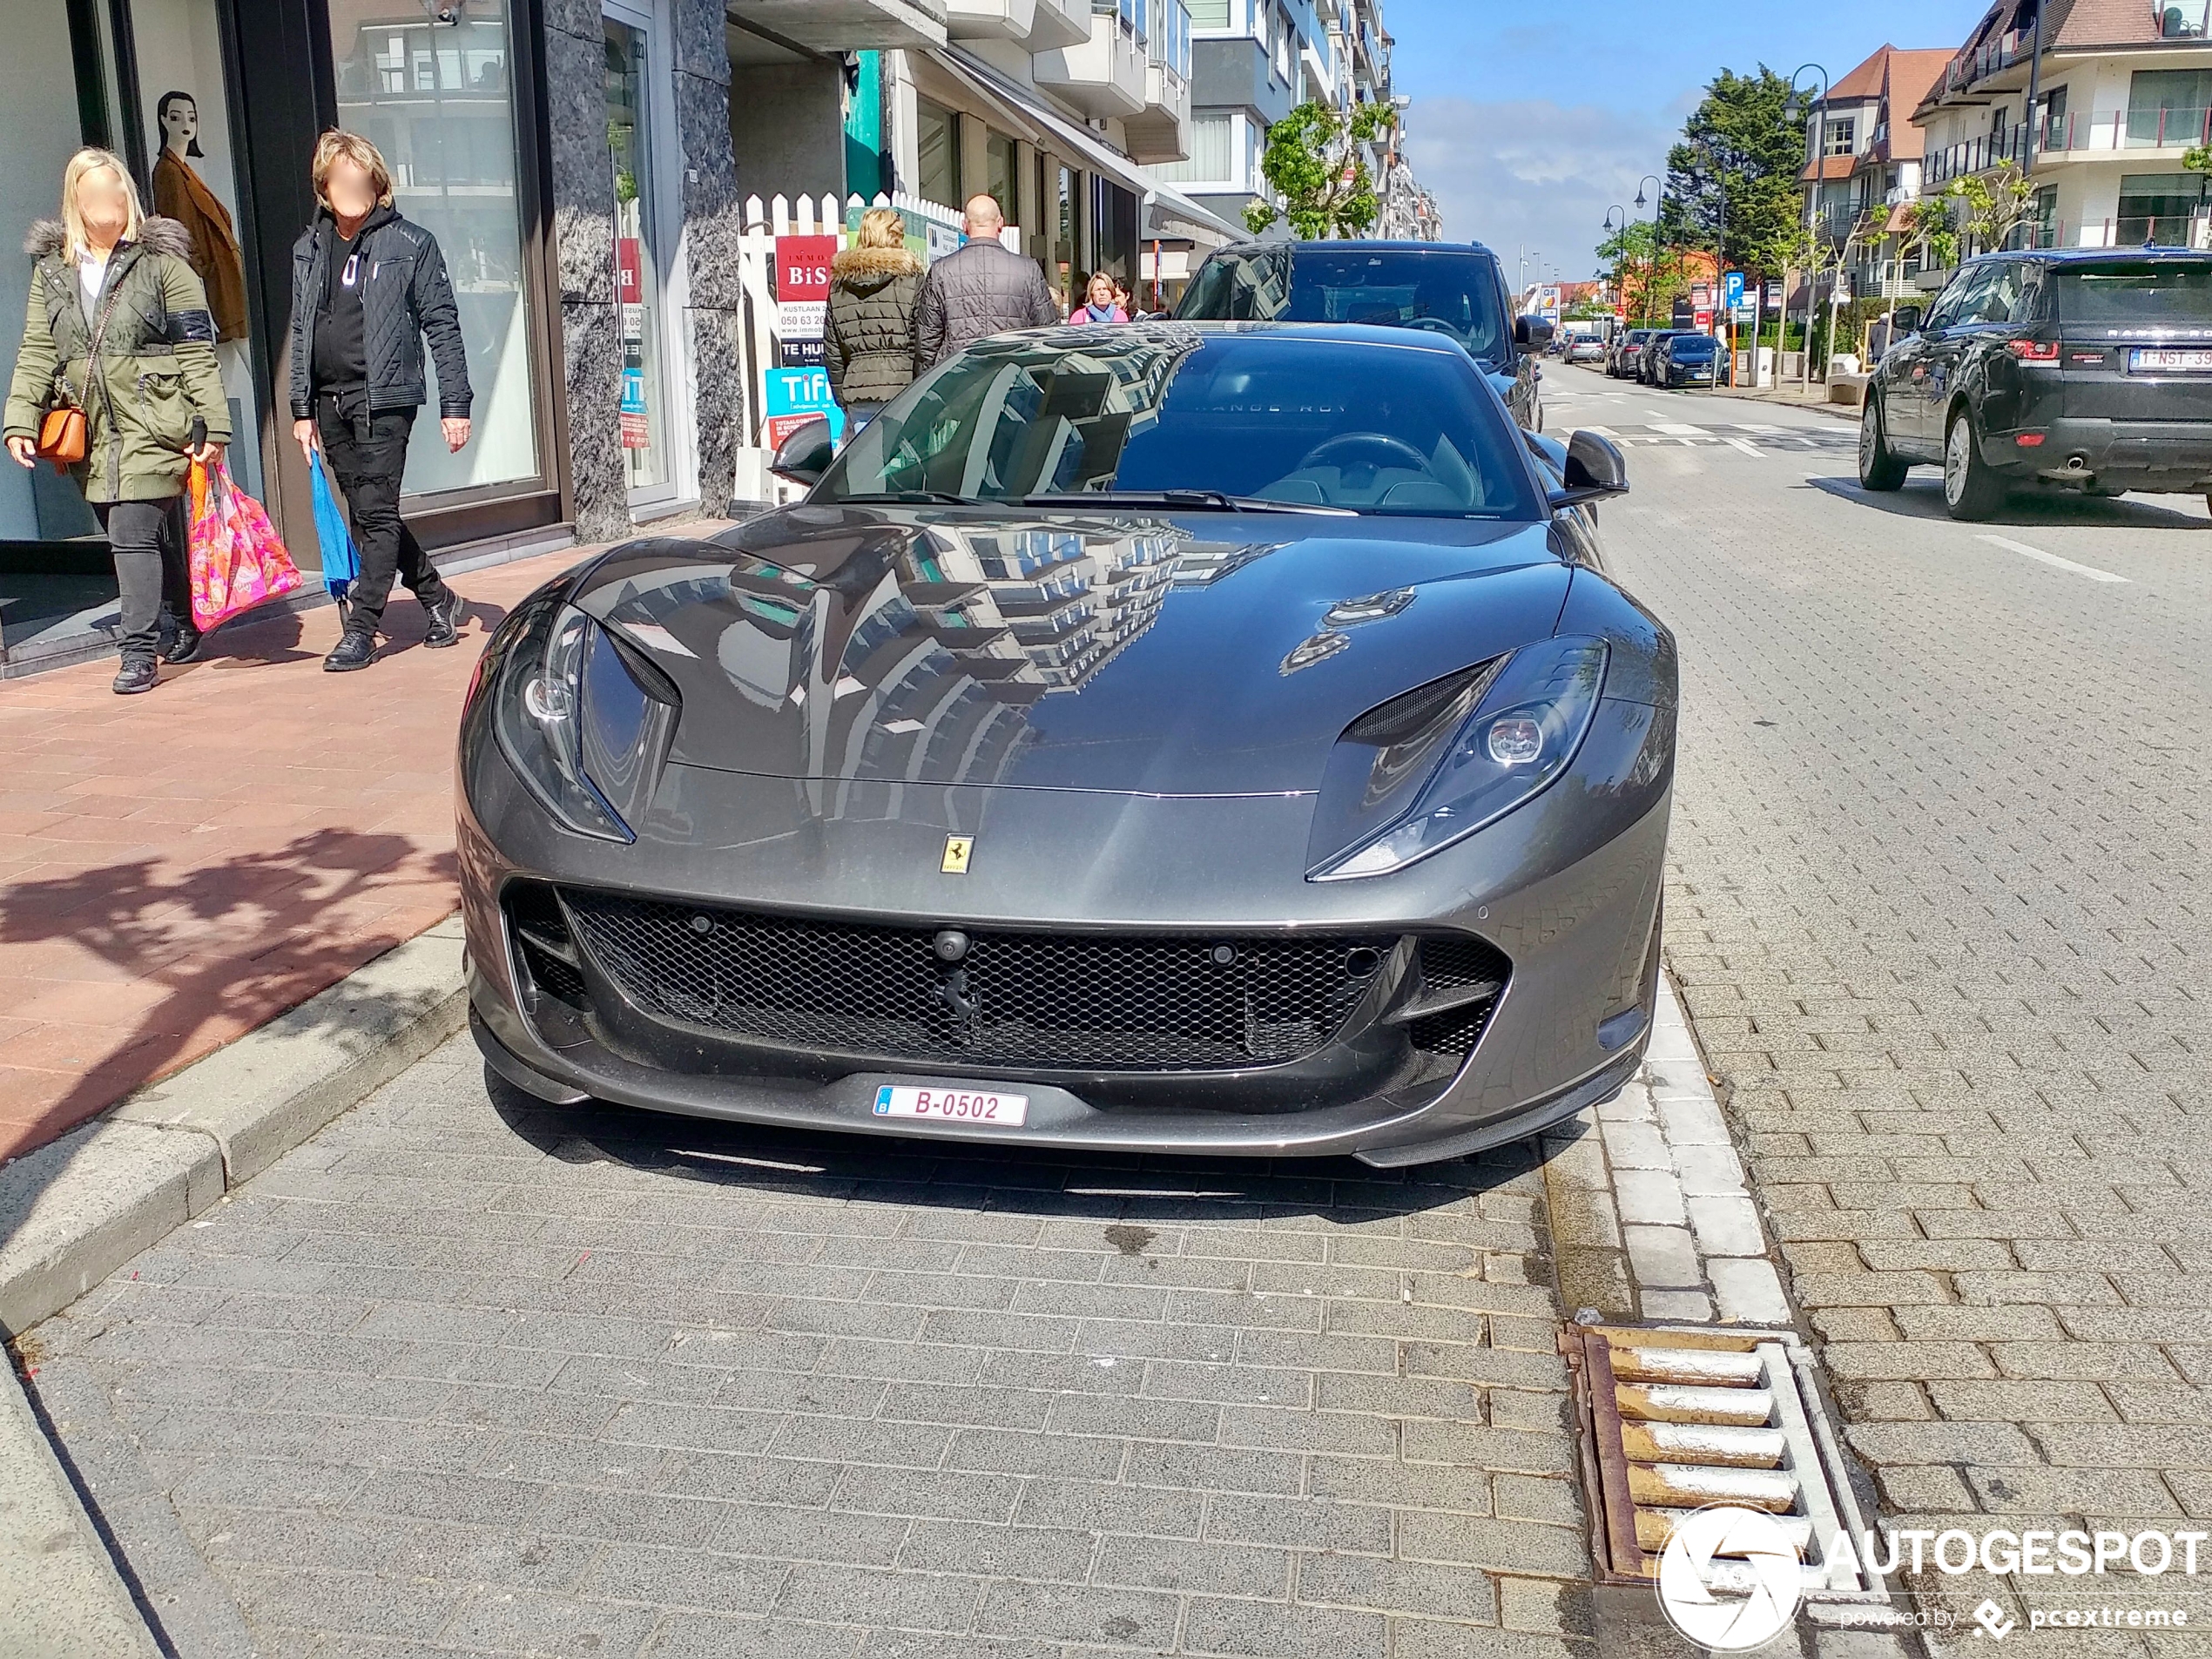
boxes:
[1403,96,1687,283]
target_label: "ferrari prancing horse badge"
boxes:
[941,835,973,874]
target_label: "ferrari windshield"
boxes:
[814,327,1541,519]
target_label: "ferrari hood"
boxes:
[569,505,1572,799]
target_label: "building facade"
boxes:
[1797,44,1951,301]
[1912,0,2212,260]
[1,0,1423,671]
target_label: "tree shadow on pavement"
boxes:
[0,828,456,1213]
[1804,474,2210,529]
[482,1068,1541,1225]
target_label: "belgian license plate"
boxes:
[2130,348,2212,373]
[873,1083,1028,1126]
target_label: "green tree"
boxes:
[1946,161,2037,252]
[1595,219,1694,326]
[1244,101,1397,239]
[1907,195,1958,273]
[1660,67,1808,276]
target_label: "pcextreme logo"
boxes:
[1656,1506,1804,1651]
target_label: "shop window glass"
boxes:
[917,98,958,207]
[330,0,538,495]
[986,131,1015,221]
[605,17,667,494]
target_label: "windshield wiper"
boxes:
[1020,489,1358,516]
[836,490,980,506]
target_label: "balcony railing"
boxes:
[1938,28,2027,98]
[2159,1,2212,38]
[2033,105,2212,155]
[1921,124,2033,185]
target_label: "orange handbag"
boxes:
[35,404,85,466]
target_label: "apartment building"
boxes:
[1913,0,2212,254]
[1797,44,1951,299]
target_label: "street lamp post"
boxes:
[1790,64,1832,395]
[1603,205,1626,324]
[1634,175,1662,326]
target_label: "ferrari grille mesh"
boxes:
[558,889,1405,1071]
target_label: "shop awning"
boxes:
[933,45,1244,247]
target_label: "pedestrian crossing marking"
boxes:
[1579,421,1851,453]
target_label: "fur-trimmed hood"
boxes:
[832,243,922,285]
[24,215,193,262]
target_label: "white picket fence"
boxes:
[732,191,1024,503]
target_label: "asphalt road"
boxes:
[1545,360,2212,1639]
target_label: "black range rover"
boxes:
[1861,247,2212,519]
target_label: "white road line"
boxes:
[1720,436,1764,458]
[1653,422,1708,436]
[1581,425,1618,437]
[1975,533,2129,583]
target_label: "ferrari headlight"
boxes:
[490,594,677,843]
[1312,637,1608,881]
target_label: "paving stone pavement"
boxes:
[1551,358,2212,1646]
[25,1034,1606,1657]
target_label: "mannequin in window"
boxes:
[152,91,247,343]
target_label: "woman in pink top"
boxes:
[1070,272,1128,324]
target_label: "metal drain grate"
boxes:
[1564,1323,1892,1614]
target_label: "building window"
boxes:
[986,129,1015,219]
[2117,172,2204,245]
[1822,116,1855,158]
[1091,178,1138,286]
[1188,0,1227,23]
[1155,113,1231,184]
[330,0,539,496]
[2128,69,2212,146]
[916,96,958,206]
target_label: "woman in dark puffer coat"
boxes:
[823,208,922,434]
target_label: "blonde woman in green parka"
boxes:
[823,207,922,436]
[4,148,230,693]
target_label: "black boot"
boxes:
[323,628,378,672]
[423,592,462,649]
[112,654,159,695]
[163,618,204,664]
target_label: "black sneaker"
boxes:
[162,620,204,664]
[422,593,462,649]
[323,629,378,672]
[112,655,159,695]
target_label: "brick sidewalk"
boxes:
[0,547,590,1163]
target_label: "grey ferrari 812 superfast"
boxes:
[459,322,1675,1165]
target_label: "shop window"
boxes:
[986,130,1015,221]
[330,0,538,496]
[917,97,958,208]
[605,14,670,497]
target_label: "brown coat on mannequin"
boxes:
[153,149,247,343]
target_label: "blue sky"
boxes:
[1390,0,1994,281]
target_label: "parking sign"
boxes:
[1723,271,1744,312]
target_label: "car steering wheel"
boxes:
[1398,317,1464,339]
[1299,432,1433,475]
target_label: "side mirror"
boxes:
[769,417,834,487]
[1514,314,1554,350]
[1892,305,1924,335]
[1548,429,1629,512]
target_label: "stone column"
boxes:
[542,0,628,545]
[673,0,741,517]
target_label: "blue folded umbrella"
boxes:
[308,451,359,601]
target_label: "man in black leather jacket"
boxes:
[287,130,472,671]
[913,195,1062,371]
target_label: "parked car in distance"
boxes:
[1656,332,1719,388]
[1860,246,2212,520]
[1608,328,1655,378]
[1566,336,1608,364]
[1177,240,1551,431]
[1635,330,1689,384]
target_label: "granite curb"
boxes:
[0,914,469,1656]
[0,914,467,1339]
